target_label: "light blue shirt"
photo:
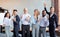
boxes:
[31,16,37,25]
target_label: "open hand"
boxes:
[44,2,46,7]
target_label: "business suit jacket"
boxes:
[13,15,20,37]
[13,15,20,25]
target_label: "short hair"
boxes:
[34,9,38,12]
[13,9,17,12]
[4,11,10,18]
[50,6,54,10]
[42,10,45,12]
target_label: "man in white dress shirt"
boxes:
[21,8,31,37]
[39,10,49,37]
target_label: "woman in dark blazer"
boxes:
[44,3,58,37]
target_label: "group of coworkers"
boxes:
[3,3,58,37]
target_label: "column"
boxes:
[54,0,60,25]
[58,0,60,25]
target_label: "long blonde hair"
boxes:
[34,9,40,17]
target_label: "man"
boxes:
[12,9,20,37]
[21,8,31,37]
[44,3,58,37]
[39,10,49,37]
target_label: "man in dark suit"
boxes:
[44,3,58,37]
[13,9,20,37]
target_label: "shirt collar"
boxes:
[50,13,54,17]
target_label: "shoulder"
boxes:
[16,15,18,16]
[16,15,19,17]
[53,13,57,17]
[4,17,8,20]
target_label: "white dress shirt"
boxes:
[3,17,10,26]
[21,13,31,25]
[10,16,15,29]
[40,15,49,27]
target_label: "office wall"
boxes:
[0,0,51,16]
[0,0,51,29]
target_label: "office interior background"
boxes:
[0,0,60,37]
[0,0,51,29]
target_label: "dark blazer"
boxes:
[44,7,58,28]
[13,15,20,25]
[13,15,20,30]
[13,15,20,37]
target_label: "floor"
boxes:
[0,32,60,37]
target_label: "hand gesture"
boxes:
[25,16,30,22]
[13,18,16,22]
[44,2,46,7]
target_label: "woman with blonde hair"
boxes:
[31,9,40,37]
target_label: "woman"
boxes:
[31,9,39,37]
[3,12,13,37]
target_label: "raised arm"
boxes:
[44,2,50,15]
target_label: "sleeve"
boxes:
[44,7,50,15]
[20,15,24,22]
[30,16,35,24]
[44,17,49,27]
[46,20,49,26]
[54,14,58,28]
[9,19,13,28]
[16,15,20,23]
[3,18,7,25]
[10,16,14,20]
[31,16,33,24]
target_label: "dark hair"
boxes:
[42,10,45,12]
[50,6,54,10]
[13,9,17,12]
[4,12,10,18]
